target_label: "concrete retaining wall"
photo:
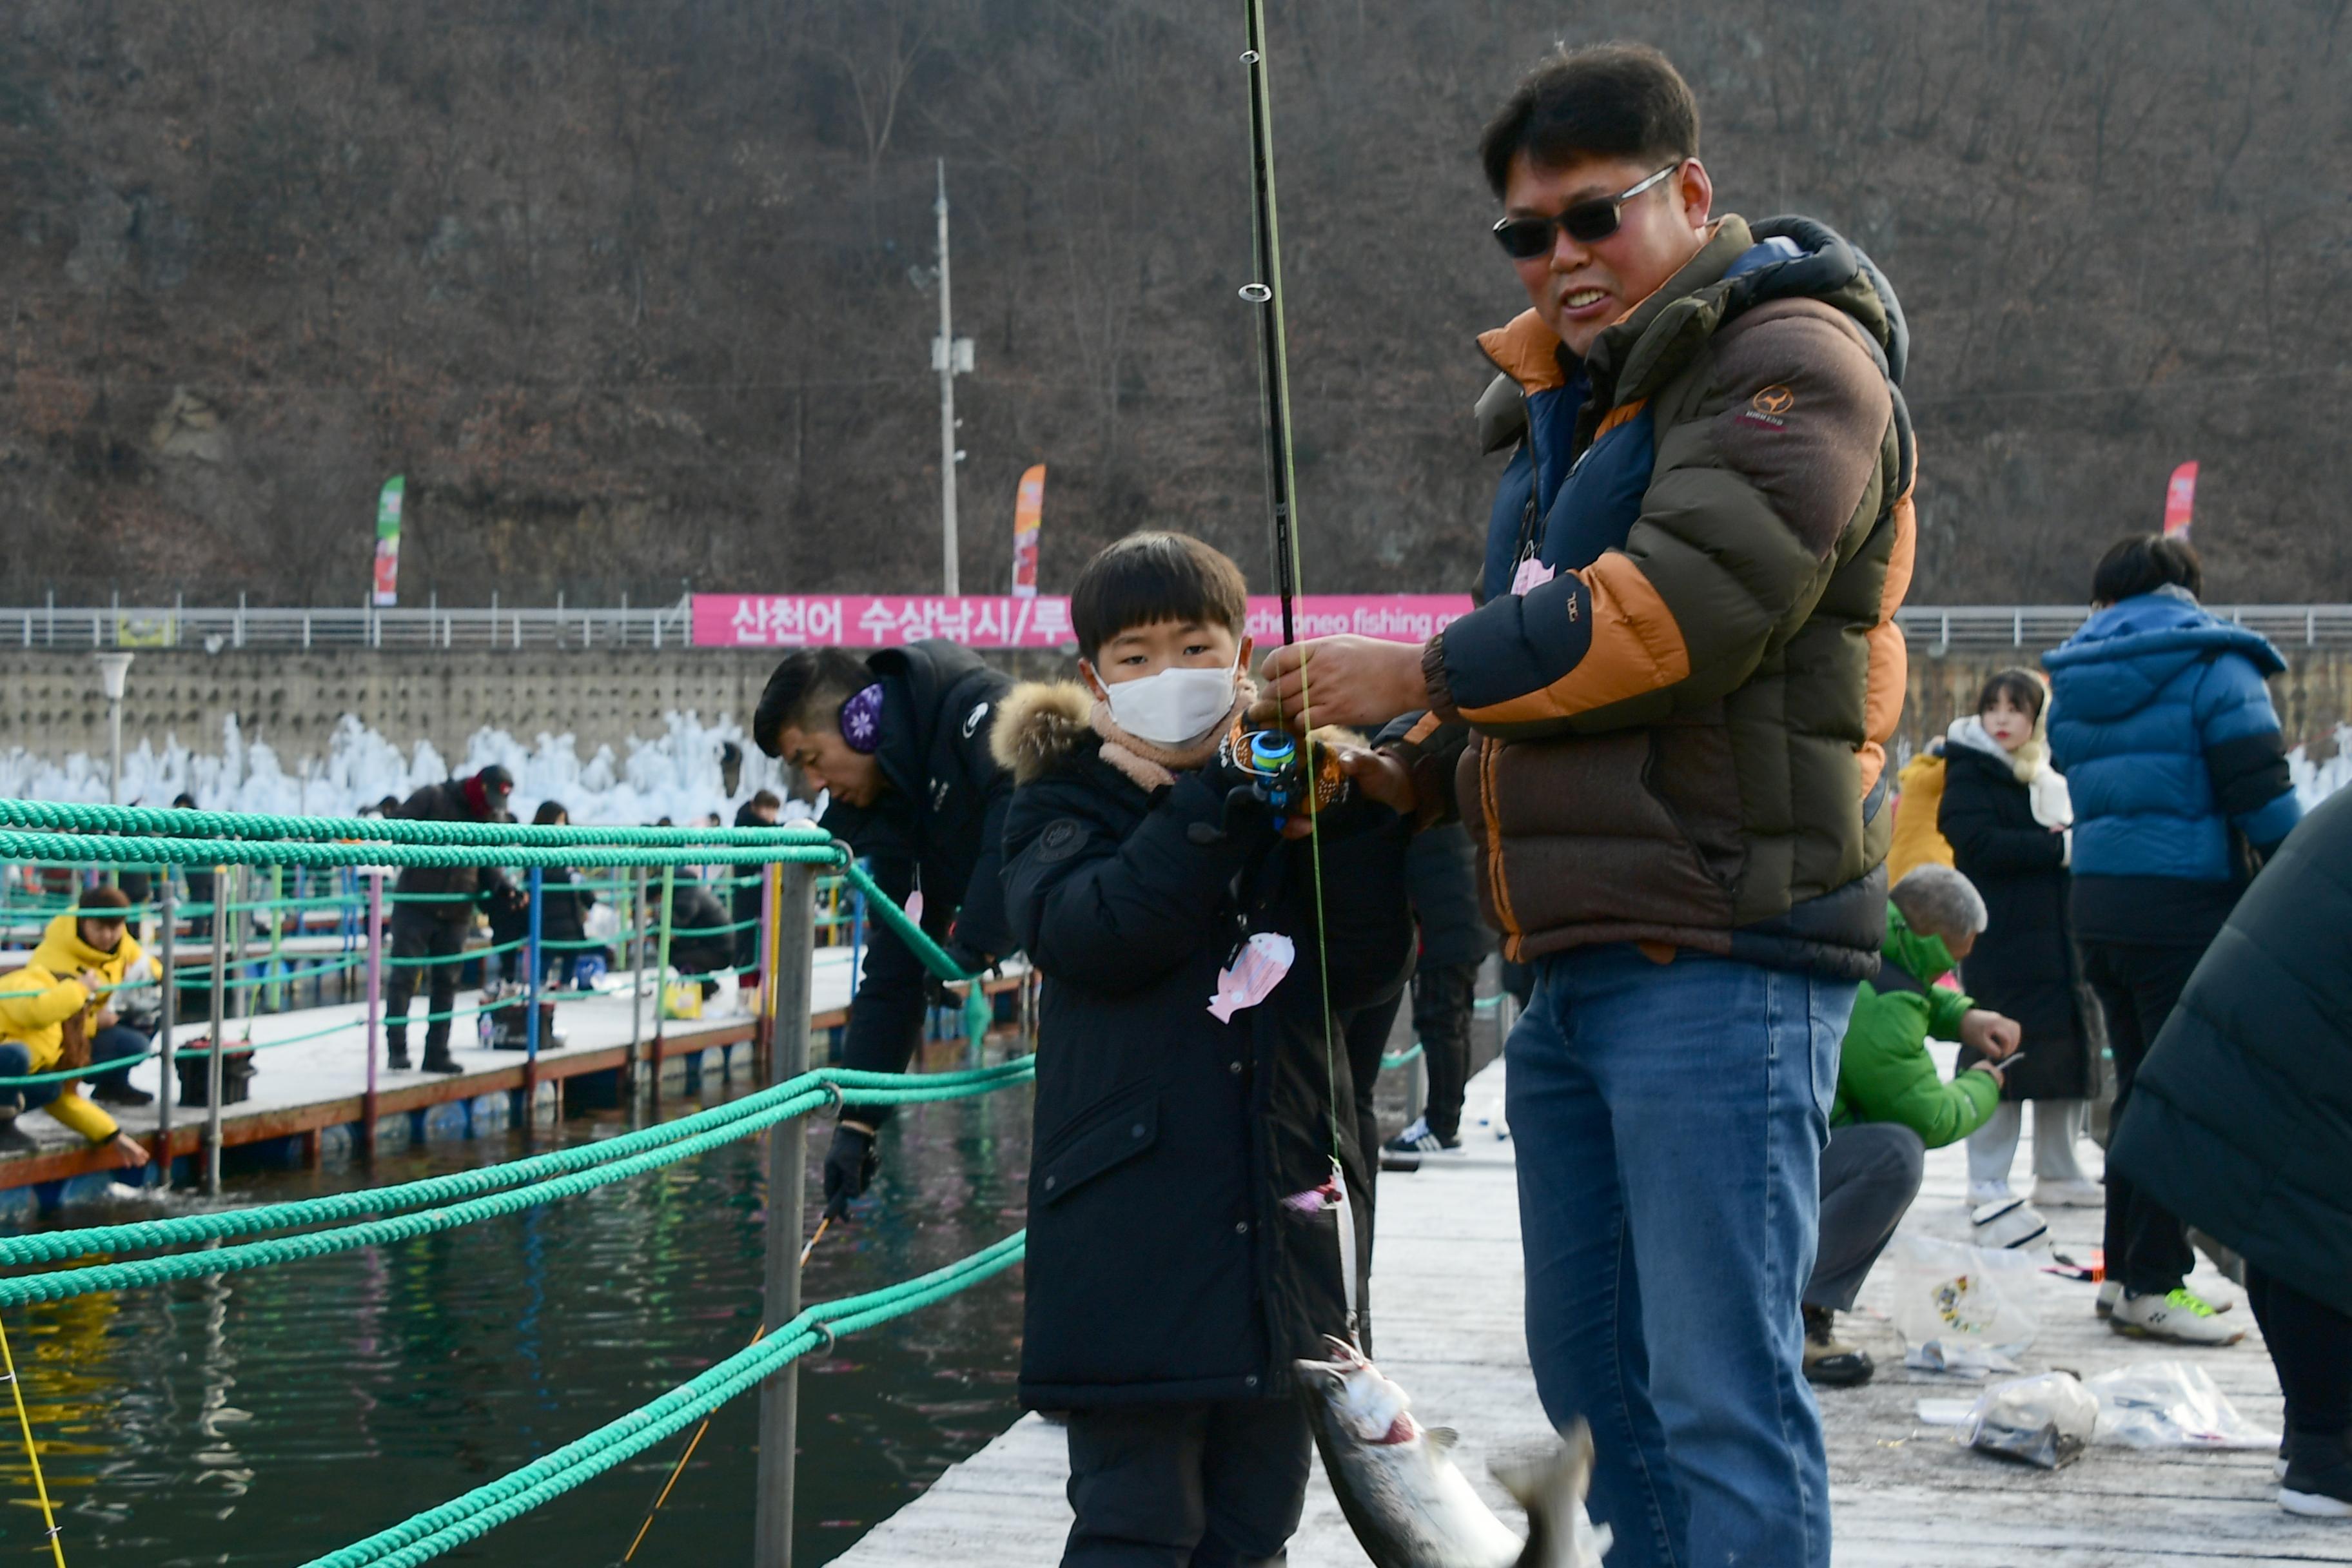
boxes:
[4,643,2345,770]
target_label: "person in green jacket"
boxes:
[1806,865,2022,1387]
[1832,866,2021,1143]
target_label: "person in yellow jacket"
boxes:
[1886,740,1957,885]
[0,887,154,1165]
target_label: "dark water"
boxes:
[0,1042,1033,1566]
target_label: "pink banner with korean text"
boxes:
[692,593,1475,649]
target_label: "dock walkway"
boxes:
[837,1052,2333,1568]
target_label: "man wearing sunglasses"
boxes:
[1257,42,1914,1568]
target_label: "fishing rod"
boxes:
[1235,0,1360,1349]
[1239,0,1303,651]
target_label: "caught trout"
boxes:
[1295,1337,1610,1568]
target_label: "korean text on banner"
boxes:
[1011,464,1045,599]
[692,593,1474,649]
[373,475,404,607]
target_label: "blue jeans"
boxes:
[1507,945,1854,1568]
[0,1026,146,1113]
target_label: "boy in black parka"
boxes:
[995,533,1413,1566]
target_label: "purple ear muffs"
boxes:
[839,683,885,754]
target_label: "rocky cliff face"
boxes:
[4,1,2347,607]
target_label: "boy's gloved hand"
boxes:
[822,1121,880,1219]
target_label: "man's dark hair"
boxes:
[750,789,781,812]
[1975,668,2045,724]
[752,648,874,756]
[532,799,568,825]
[1069,531,1250,664]
[2091,534,2204,605]
[172,792,197,809]
[1479,41,1700,199]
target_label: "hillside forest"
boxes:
[3,0,2348,606]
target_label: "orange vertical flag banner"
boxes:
[2162,460,2198,538]
[1010,464,1046,598]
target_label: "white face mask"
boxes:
[1097,658,1239,746]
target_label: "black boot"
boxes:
[0,1115,35,1154]
[91,1079,155,1107]
[420,1048,464,1075]
[387,1039,414,1072]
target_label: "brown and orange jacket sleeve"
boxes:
[1422,306,1894,738]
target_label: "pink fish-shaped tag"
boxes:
[1282,1177,1346,1214]
[1208,932,1295,1023]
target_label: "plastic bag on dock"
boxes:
[2085,1361,2278,1450]
[1957,1371,2098,1469]
[1886,1231,2042,1375]
[662,976,704,1020]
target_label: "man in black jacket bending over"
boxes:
[754,640,1017,1217]
[386,765,523,1073]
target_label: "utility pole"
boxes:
[95,652,134,806]
[932,159,972,595]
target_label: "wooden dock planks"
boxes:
[833,1051,2343,1567]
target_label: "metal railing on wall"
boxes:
[6,596,697,652]
[1892,603,2352,652]
[8,599,2352,654]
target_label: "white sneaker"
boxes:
[1966,1180,2016,1206]
[2096,1279,2122,1318]
[2032,1177,2105,1208]
[2110,1287,2246,1346]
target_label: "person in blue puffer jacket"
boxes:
[2043,533,2303,1345]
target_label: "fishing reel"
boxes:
[1188,725,1348,844]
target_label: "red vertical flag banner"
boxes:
[1010,464,1046,598]
[2162,460,2198,539]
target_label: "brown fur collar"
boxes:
[990,681,1095,785]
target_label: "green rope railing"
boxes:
[0,1062,1029,1266]
[302,1232,1028,1568]
[0,1061,1034,1308]
[0,829,847,872]
[0,799,841,851]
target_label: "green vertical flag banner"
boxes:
[373,475,404,607]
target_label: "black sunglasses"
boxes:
[1490,164,1681,260]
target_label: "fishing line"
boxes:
[0,1313,68,1567]
[622,1217,832,1560]
[1239,0,1358,1346]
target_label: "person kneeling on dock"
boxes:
[999,532,1413,1566]
[0,887,154,1168]
[754,638,1019,1220]
[1805,865,2020,1387]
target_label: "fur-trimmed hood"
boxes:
[991,681,1096,785]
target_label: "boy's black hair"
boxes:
[1975,668,2045,723]
[1479,41,1700,199]
[753,648,874,756]
[2092,534,2204,604]
[1069,531,1250,664]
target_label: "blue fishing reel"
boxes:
[1190,728,1334,844]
